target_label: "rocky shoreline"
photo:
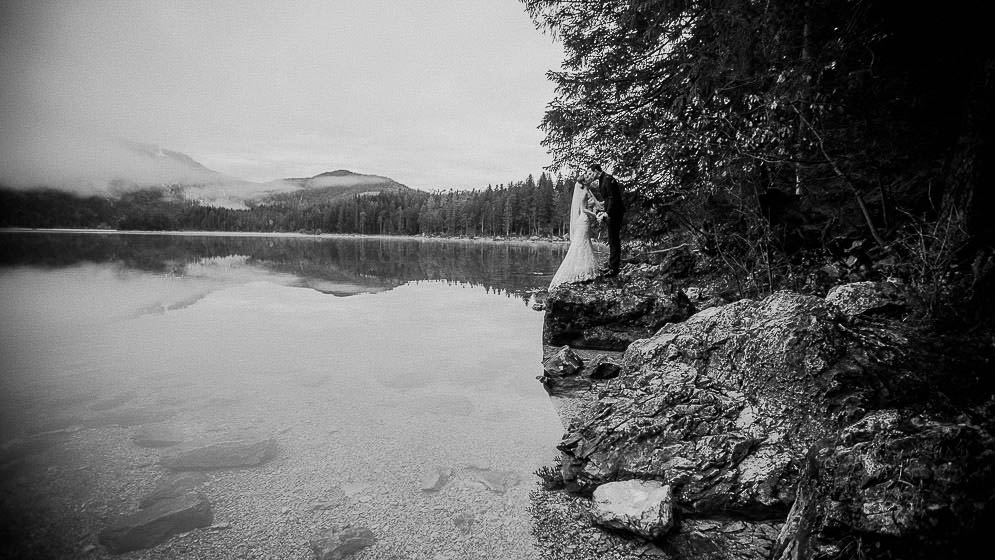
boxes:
[532,248,995,559]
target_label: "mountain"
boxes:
[258,170,411,206]
[107,146,412,208]
[0,138,411,210]
[113,139,230,183]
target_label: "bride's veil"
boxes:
[568,181,587,242]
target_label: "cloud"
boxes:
[0,0,563,192]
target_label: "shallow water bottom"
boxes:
[0,266,564,559]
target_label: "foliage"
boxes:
[534,455,565,491]
[523,0,994,325]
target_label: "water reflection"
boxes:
[0,232,567,299]
[0,231,567,559]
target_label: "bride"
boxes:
[549,179,601,288]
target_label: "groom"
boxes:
[588,163,625,276]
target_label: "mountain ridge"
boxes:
[0,141,411,209]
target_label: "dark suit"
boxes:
[597,171,625,274]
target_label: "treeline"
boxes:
[0,232,566,300]
[0,172,579,238]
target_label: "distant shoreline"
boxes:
[0,227,571,246]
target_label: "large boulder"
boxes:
[99,493,213,553]
[544,275,694,351]
[772,411,995,559]
[591,480,674,539]
[162,437,277,470]
[556,289,994,558]
[559,292,860,509]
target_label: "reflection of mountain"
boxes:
[0,233,566,299]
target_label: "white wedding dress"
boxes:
[549,182,599,289]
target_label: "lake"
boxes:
[0,231,569,559]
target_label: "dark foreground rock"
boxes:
[664,519,781,560]
[544,275,694,351]
[549,284,994,559]
[585,355,621,380]
[309,525,375,560]
[162,437,277,470]
[99,492,212,553]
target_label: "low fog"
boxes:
[0,129,232,192]
[0,0,562,191]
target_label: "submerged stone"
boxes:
[140,472,209,508]
[161,437,277,470]
[99,492,212,553]
[420,467,452,492]
[309,525,375,560]
[132,424,185,448]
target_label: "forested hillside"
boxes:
[524,0,994,328]
[0,172,577,238]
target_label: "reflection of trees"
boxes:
[0,233,567,299]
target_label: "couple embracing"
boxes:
[549,164,625,289]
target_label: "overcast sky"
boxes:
[0,0,563,190]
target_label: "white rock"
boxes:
[591,480,674,539]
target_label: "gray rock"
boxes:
[591,480,674,539]
[420,467,452,492]
[559,292,848,510]
[467,466,521,494]
[542,346,584,377]
[538,372,593,397]
[555,289,995,557]
[825,280,905,317]
[544,275,694,351]
[140,472,209,508]
[309,525,375,560]
[585,355,621,380]
[161,437,277,470]
[98,492,212,553]
[664,518,781,559]
[772,414,995,559]
[132,424,185,448]
[453,511,475,533]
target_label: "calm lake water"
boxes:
[0,232,569,559]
